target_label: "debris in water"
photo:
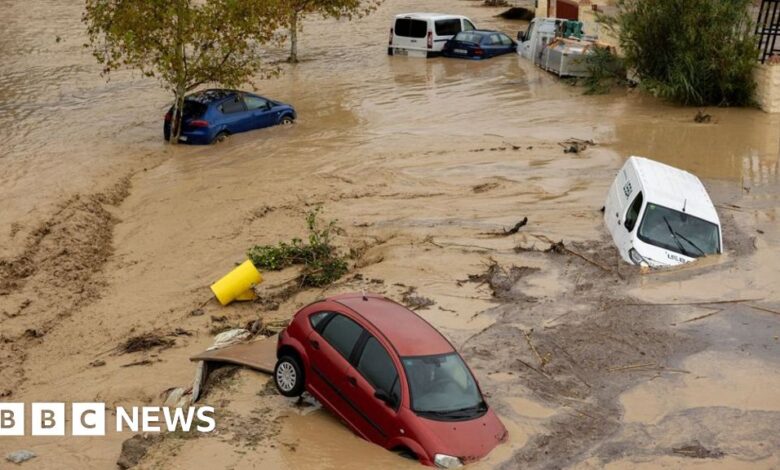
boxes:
[468,262,539,300]
[499,6,535,20]
[189,308,205,316]
[89,359,106,367]
[484,217,528,237]
[559,138,595,154]
[693,110,712,123]
[401,287,435,310]
[6,450,36,464]
[119,333,175,354]
[672,441,724,459]
[472,182,500,193]
[121,359,155,368]
[117,434,162,469]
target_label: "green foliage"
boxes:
[82,0,283,142]
[247,207,348,287]
[613,0,757,106]
[583,46,626,95]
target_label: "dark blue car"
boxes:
[163,89,296,144]
[442,30,517,59]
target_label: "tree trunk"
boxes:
[289,11,299,63]
[171,86,186,144]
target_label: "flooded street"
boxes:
[1,0,780,468]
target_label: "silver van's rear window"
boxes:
[395,18,427,38]
[435,19,462,36]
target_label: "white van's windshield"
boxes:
[638,203,720,257]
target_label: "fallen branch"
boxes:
[627,297,762,307]
[678,309,721,324]
[748,304,780,316]
[533,234,613,273]
[523,330,548,369]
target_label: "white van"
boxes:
[389,13,477,58]
[604,156,723,268]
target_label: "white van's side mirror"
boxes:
[517,31,526,42]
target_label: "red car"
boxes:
[274,293,507,468]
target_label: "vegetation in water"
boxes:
[583,46,626,95]
[247,207,348,287]
[606,0,757,106]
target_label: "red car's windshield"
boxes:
[402,353,485,419]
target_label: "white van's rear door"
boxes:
[392,17,428,54]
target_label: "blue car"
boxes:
[442,30,517,59]
[163,89,296,144]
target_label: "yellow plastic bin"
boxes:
[210,260,263,306]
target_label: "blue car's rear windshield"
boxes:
[181,101,207,118]
[454,32,484,44]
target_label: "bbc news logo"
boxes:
[0,403,216,436]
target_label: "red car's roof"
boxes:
[329,293,454,357]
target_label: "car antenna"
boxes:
[682,198,687,213]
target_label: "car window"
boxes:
[309,312,330,330]
[395,18,427,38]
[220,96,245,114]
[321,314,364,359]
[435,19,461,36]
[488,34,504,45]
[357,337,399,397]
[463,19,475,31]
[500,33,514,46]
[455,32,483,44]
[181,101,207,119]
[624,192,643,232]
[244,95,269,111]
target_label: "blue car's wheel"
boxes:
[212,131,228,144]
[280,115,294,126]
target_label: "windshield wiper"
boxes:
[419,402,486,418]
[662,216,690,257]
[673,231,706,256]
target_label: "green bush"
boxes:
[247,207,348,287]
[613,0,757,106]
[584,46,626,95]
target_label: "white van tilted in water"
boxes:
[389,13,476,57]
[604,157,723,268]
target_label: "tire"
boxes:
[280,115,294,126]
[387,47,393,56]
[212,131,228,144]
[274,355,304,397]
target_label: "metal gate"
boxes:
[756,0,780,63]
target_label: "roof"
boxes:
[186,89,237,104]
[331,293,455,357]
[394,12,468,20]
[628,156,720,223]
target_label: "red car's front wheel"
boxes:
[274,355,305,397]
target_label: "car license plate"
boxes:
[454,49,467,54]
[394,48,408,56]
[179,136,188,142]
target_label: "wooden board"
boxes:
[190,335,277,374]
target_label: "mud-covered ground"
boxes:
[2,0,780,468]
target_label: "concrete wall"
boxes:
[754,63,780,113]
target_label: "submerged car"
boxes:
[442,30,517,59]
[274,293,507,468]
[163,89,296,144]
[604,156,723,267]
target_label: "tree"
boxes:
[611,0,757,106]
[281,0,382,63]
[83,0,283,143]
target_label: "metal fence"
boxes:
[756,0,780,63]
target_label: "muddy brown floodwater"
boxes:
[1,0,780,469]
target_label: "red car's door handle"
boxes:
[309,339,320,350]
[347,376,357,387]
